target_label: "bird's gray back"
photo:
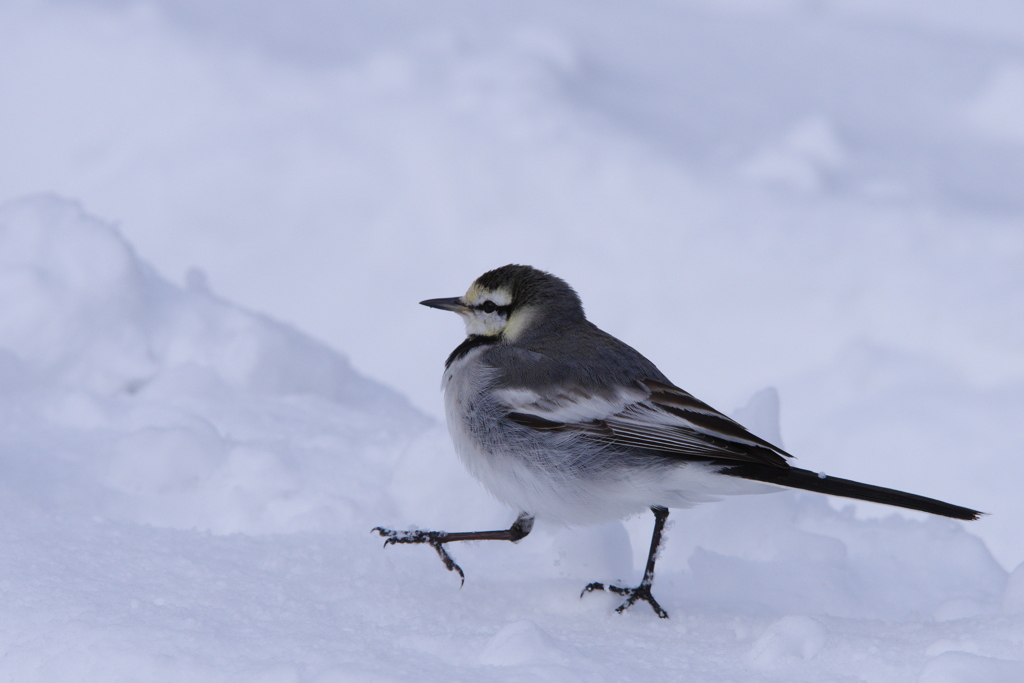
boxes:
[485,319,670,396]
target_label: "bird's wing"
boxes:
[496,378,792,468]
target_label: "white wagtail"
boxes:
[375,265,982,618]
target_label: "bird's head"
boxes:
[421,264,585,341]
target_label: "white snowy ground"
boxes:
[3,1,1024,681]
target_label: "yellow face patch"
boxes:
[502,305,537,341]
[463,284,512,307]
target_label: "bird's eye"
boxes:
[480,300,498,314]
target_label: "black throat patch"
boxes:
[445,334,499,369]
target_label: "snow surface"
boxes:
[3,1,1024,680]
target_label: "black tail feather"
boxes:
[722,463,983,521]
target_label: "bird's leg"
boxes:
[582,506,670,618]
[373,513,534,586]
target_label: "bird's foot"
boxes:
[581,581,669,619]
[373,527,465,585]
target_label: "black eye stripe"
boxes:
[474,301,513,316]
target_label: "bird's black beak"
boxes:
[420,297,468,313]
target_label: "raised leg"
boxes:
[374,513,534,585]
[581,506,670,618]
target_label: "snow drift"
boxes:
[0,194,428,534]
[0,196,1018,681]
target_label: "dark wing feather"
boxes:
[498,378,791,468]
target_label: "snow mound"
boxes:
[0,194,423,413]
[0,194,429,533]
[918,651,1024,683]
[747,615,827,669]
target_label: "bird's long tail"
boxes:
[722,463,983,521]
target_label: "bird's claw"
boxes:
[372,526,466,586]
[580,581,669,618]
[373,526,430,547]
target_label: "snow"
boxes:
[2,1,1024,680]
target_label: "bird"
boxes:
[374,264,983,618]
